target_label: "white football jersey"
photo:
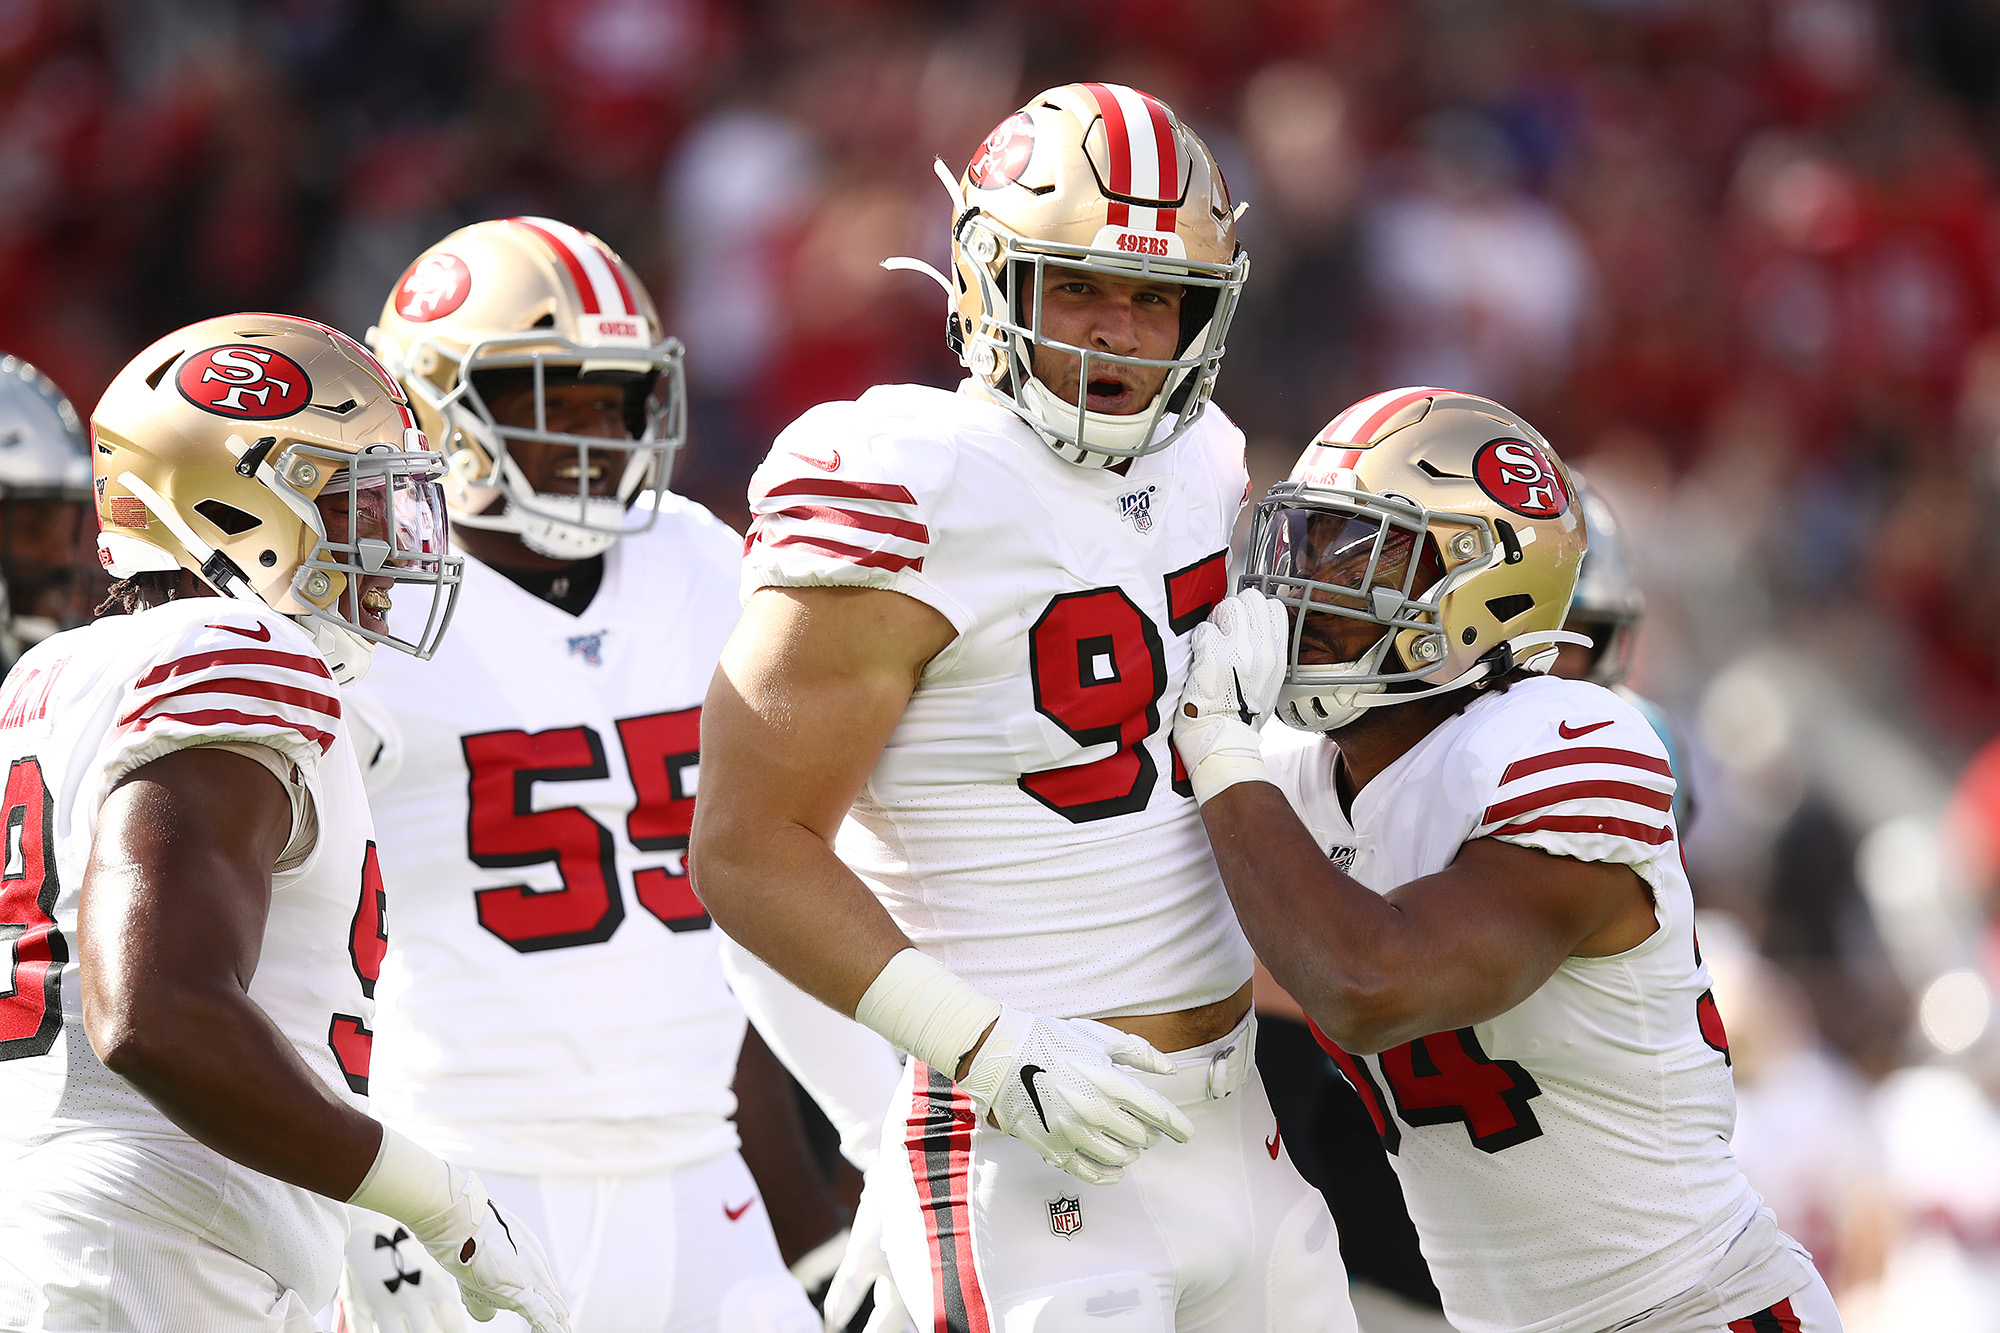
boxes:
[1266,674,1815,1333]
[0,599,376,1303]
[350,494,749,1174]
[742,382,1254,1019]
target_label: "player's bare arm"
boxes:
[692,582,955,1016]
[1198,780,1654,1053]
[82,737,386,1197]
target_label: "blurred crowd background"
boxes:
[9,0,2000,1324]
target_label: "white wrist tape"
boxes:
[853,948,1002,1076]
[1189,750,1272,805]
[347,1124,455,1226]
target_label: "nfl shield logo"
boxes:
[1047,1195,1083,1238]
[1117,486,1155,533]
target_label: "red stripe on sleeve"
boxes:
[135,647,335,690]
[1482,779,1672,826]
[509,218,600,314]
[771,504,929,543]
[1082,83,1132,226]
[1140,91,1179,227]
[125,675,342,726]
[127,709,336,754]
[1500,746,1674,783]
[762,476,919,505]
[764,532,924,574]
[1490,814,1674,845]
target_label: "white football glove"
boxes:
[958,1008,1192,1186]
[402,1168,569,1332]
[338,1208,468,1333]
[346,1129,570,1333]
[1173,587,1289,803]
[822,1183,913,1333]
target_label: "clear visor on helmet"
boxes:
[435,330,688,535]
[1243,491,1468,688]
[963,222,1248,461]
[287,442,462,661]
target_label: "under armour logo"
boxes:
[373,1226,424,1293]
[567,629,608,665]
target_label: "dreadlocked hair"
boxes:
[95,570,198,618]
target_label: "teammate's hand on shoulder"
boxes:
[338,1207,469,1333]
[1174,587,1288,804]
[404,1168,570,1332]
[958,1008,1193,1186]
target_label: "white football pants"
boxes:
[872,1013,1359,1332]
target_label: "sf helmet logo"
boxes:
[393,253,473,322]
[969,112,1036,189]
[1472,437,1570,518]
[177,346,312,421]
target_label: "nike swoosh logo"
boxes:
[1265,1124,1281,1159]
[1231,667,1255,727]
[1558,719,1612,739]
[208,621,272,641]
[790,450,841,472]
[723,1198,755,1222]
[1020,1064,1051,1132]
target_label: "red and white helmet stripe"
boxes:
[507,216,636,317]
[1081,83,1182,233]
[1318,386,1457,447]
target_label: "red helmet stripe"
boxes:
[1081,82,1133,227]
[508,217,602,315]
[596,241,637,314]
[1139,92,1178,231]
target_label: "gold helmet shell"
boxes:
[1243,387,1589,731]
[913,82,1247,468]
[368,216,686,557]
[92,313,461,681]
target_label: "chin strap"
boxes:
[1350,628,1595,709]
[116,472,259,603]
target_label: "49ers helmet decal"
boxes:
[1243,387,1590,732]
[369,216,686,560]
[887,83,1248,469]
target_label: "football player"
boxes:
[0,354,95,679]
[693,84,1356,1330]
[344,217,868,1332]
[0,314,568,1332]
[1173,388,1840,1332]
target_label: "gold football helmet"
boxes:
[888,82,1248,468]
[92,313,462,684]
[367,216,685,559]
[1242,387,1590,731]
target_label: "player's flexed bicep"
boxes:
[692,584,954,1015]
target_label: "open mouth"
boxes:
[1084,377,1138,413]
[553,460,607,483]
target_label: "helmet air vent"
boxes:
[194,500,261,536]
[1484,593,1535,624]
[145,355,179,391]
